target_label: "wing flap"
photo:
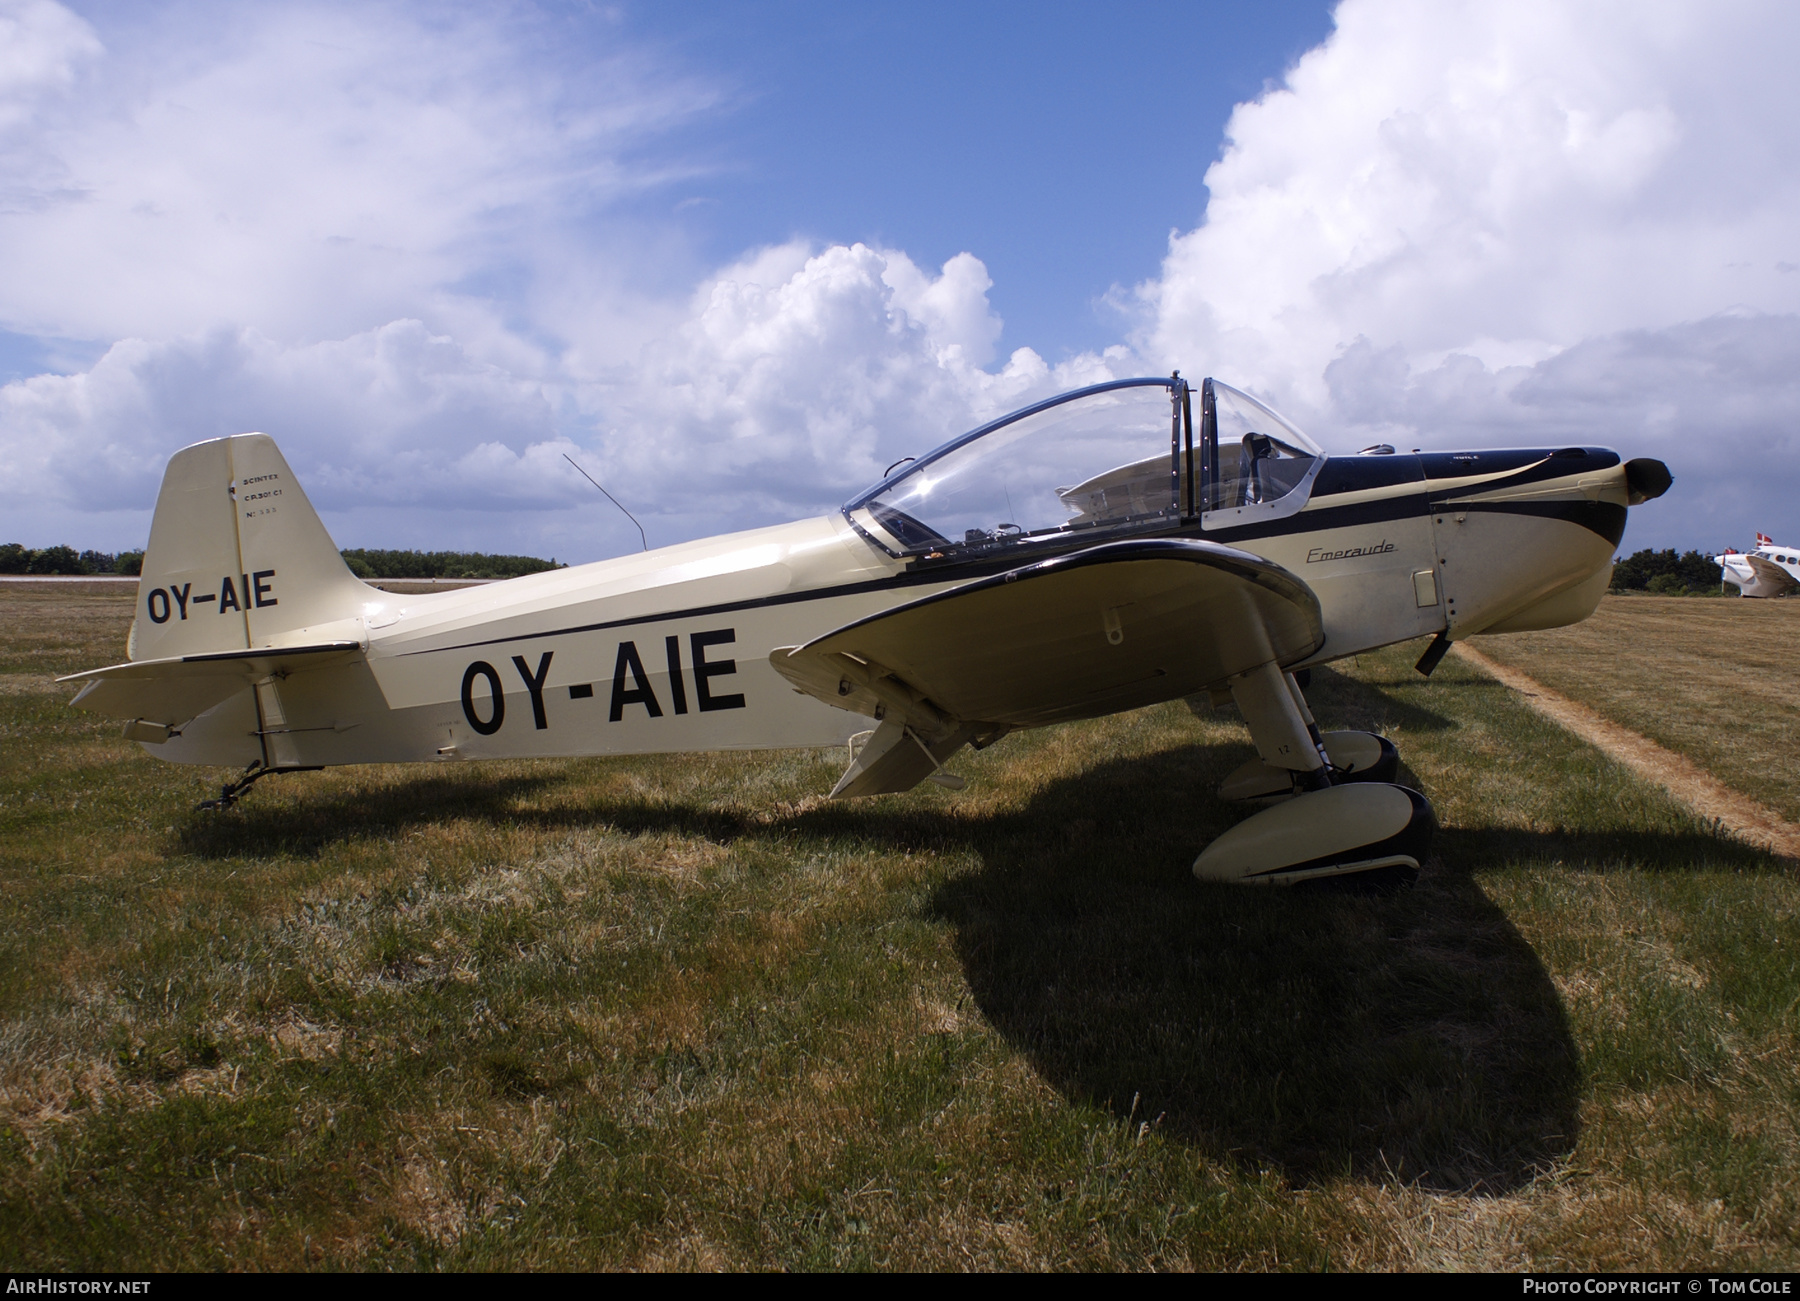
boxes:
[772,539,1322,732]
[830,719,981,798]
[59,641,364,726]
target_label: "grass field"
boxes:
[1,583,1797,1270]
[1477,595,1800,825]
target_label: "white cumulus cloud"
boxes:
[4,0,1797,557]
[0,0,99,128]
[1138,0,1800,545]
[0,0,713,354]
[0,320,566,538]
[0,2,1126,555]
[0,238,1123,554]
[601,242,1115,530]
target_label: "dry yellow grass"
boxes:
[1473,594,1800,824]
[1454,643,1800,860]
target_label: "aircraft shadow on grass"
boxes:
[919,776,1778,1196]
[174,770,570,859]
[922,753,1581,1195]
[1301,662,1462,735]
[169,664,1780,1194]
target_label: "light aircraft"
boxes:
[1715,533,1800,597]
[61,376,1672,886]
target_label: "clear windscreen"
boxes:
[850,382,1177,557]
[1205,382,1321,512]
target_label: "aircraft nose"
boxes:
[1624,458,1672,504]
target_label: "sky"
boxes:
[2,0,1796,560]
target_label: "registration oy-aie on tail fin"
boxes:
[128,433,371,661]
[62,435,375,758]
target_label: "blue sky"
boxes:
[2,0,1797,559]
[612,1,1337,359]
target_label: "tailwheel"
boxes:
[1218,730,1401,801]
[1193,783,1436,887]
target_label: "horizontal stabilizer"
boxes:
[59,642,363,727]
[772,538,1323,733]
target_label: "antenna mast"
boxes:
[564,453,648,552]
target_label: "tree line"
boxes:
[0,545,144,575]
[1,544,562,580]
[1610,548,1730,595]
[338,549,565,580]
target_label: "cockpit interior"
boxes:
[843,376,1324,560]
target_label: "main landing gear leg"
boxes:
[1226,661,1331,793]
[1283,667,1403,787]
[1194,661,1435,887]
[1216,669,1400,800]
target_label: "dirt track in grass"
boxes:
[1454,642,1800,861]
[1466,594,1800,824]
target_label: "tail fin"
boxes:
[130,434,370,661]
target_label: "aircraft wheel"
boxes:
[1193,783,1435,886]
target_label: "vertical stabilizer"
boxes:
[131,434,370,661]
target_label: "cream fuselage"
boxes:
[146,448,1631,771]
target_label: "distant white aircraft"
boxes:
[1716,533,1800,598]
[61,376,1672,887]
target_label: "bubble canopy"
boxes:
[844,377,1324,559]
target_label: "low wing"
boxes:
[58,642,364,728]
[1745,554,1800,594]
[771,538,1322,794]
